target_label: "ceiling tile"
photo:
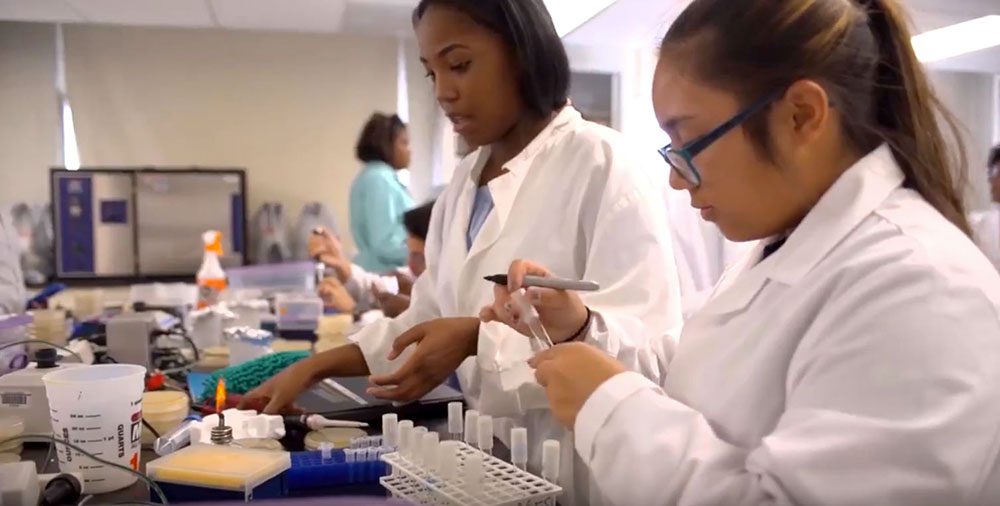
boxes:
[210,0,348,33]
[65,0,213,27]
[0,0,82,23]
[342,0,415,36]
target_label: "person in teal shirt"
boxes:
[349,113,415,273]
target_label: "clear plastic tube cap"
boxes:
[463,410,480,446]
[478,415,494,451]
[382,413,399,449]
[447,402,463,435]
[510,427,528,466]
[542,439,560,483]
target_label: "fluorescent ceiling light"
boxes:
[912,15,1000,63]
[544,0,617,37]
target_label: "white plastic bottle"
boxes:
[197,230,227,309]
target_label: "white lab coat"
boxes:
[343,263,403,314]
[970,203,1000,271]
[574,145,1000,506]
[351,106,682,506]
[0,210,26,314]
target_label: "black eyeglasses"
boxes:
[658,88,787,187]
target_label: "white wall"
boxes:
[0,22,57,207]
[60,25,399,247]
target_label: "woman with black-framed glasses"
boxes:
[483,0,1000,504]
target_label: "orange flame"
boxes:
[215,378,227,414]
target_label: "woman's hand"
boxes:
[367,317,480,401]
[479,260,590,343]
[310,229,351,282]
[239,359,319,414]
[319,277,357,313]
[375,289,411,318]
[530,342,627,427]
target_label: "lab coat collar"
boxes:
[767,144,903,284]
[463,106,583,259]
[701,144,903,316]
[464,106,582,184]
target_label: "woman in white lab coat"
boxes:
[485,0,1000,504]
[241,0,681,503]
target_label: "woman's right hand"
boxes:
[239,360,319,414]
[479,260,590,343]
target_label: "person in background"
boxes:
[485,0,1000,504]
[241,1,682,504]
[970,144,1000,270]
[0,209,26,314]
[312,200,435,317]
[349,113,415,273]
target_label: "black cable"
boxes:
[178,333,200,363]
[0,340,83,362]
[0,434,169,504]
[141,417,161,439]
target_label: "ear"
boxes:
[783,79,829,142]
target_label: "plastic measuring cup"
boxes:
[43,364,146,494]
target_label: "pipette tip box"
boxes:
[146,444,291,502]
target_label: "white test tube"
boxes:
[319,442,335,460]
[366,446,380,463]
[477,415,494,455]
[438,442,459,481]
[463,410,479,446]
[542,440,560,484]
[382,413,399,451]
[412,427,428,464]
[447,402,463,441]
[463,453,485,494]
[397,420,414,457]
[422,432,440,472]
[345,448,357,463]
[477,415,494,456]
[510,428,528,471]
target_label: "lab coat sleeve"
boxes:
[343,263,398,313]
[350,201,443,378]
[476,158,682,417]
[355,172,411,268]
[576,265,1000,506]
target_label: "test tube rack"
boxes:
[380,441,562,506]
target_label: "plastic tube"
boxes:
[438,442,458,480]
[463,410,479,446]
[397,420,414,458]
[447,402,463,441]
[510,290,554,350]
[510,428,528,471]
[542,440,560,484]
[412,427,428,464]
[422,432,440,472]
[478,415,494,456]
[382,413,399,450]
[464,453,485,493]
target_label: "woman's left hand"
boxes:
[530,342,627,427]
[479,260,590,343]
